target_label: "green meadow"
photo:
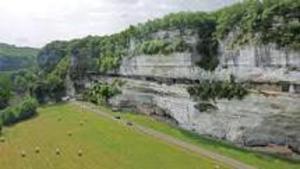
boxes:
[96,104,300,169]
[0,103,229,169]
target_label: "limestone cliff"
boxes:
[36,0,300,155]
[89,29,300,153]
[52,31,300,154]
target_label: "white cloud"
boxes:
[0,0,237,47]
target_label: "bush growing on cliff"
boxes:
[0,97,38,126]
[139,40,167,55]
[84,81,121,105]
[187,78,248,101]
[98,54,121,72]
[139,38,189,55]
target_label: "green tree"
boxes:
[14,76,27,93]
[0,75,12,109]
[1,108,16,126]
[84,82,121,105]
[0,97,38,126]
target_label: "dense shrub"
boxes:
[187,77,248,101]
[0,97,38,126]
[84,81,121,105]
[138,38,189,55]
[98,54,121,72]
[215,0,300,49]
[139,40,167,55]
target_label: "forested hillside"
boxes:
[0,43,39,71]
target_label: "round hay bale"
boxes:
[78,149,83,157]
[214,165,220,169]
[126,122,133,126]
[55,148,61,155]
[21,151,26,157]
[114,116,121,120]
[0,137,5,143]
[35,147,40,153]
[79,121,84,126]
[67,131,72,137]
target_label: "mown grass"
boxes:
[96,105,300,169]
[0,103,229,169]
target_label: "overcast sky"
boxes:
[0,0,238,48]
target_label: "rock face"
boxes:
[120,36,300,85]
[102,77,300,153]
[77,29,300,153]
[85,30,300,153]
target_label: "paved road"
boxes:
[72,101,256,169]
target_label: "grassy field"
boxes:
[94,104,300,169]
[0,103,229,169]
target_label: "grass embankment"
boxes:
[0,103,229,169]
[95,104,300,169]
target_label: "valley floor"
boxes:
[0,102,229,169]
[0,102,299,169]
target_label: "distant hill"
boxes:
[0,43,39,71]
